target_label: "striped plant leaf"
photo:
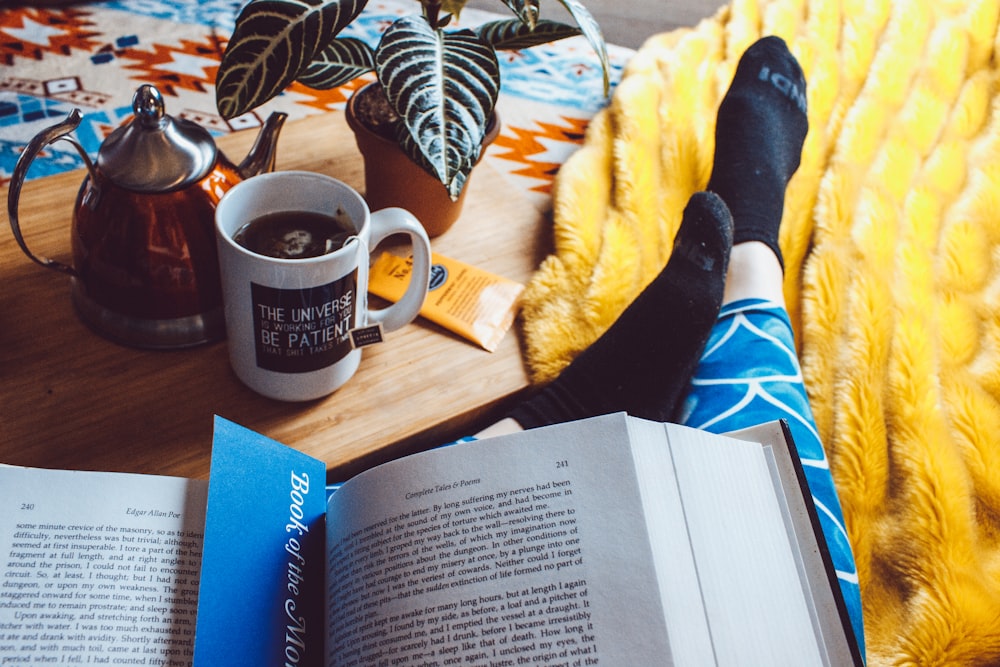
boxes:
[216,0,367,119]
[376,16,500,199]
[296,38,375,89]
[497,0,539,30]
[476,18,580,51]
[553,0,609,93]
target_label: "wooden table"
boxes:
[0,111,549,481]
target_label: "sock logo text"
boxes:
[758,65,807,114]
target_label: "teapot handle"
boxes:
[7,109,96,277]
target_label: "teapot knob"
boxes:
[133,84,166,128]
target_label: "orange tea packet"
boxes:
[368,252,523,352]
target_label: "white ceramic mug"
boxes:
[215,171,431,401]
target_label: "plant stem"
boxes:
[423,0,442,28]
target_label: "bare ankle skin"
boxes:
[723,241,785,306]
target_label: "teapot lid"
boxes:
[96,84,217,192]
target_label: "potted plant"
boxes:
[215,0,610,235]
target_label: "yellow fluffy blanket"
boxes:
[519,0,1000,663]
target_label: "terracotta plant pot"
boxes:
[345,83,500,238]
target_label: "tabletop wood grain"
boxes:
[1,111,547,481]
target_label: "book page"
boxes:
[324,413,673,666]
[0,465,206,666]
[726,422,863,666]
[626,418,715,664]
[662,423,825,665]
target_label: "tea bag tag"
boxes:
[349,323,384,349]
[346,232,383,349]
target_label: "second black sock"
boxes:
[707,36,808,269]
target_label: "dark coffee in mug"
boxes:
[233,209,355,259]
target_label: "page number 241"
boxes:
[556,460,569,469]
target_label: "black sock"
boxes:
[508,191,733,428]
[707,36,808,270]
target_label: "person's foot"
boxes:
[508,191,734,427]
[707,36,808,270]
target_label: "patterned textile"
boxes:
[681,298,866,654]
[520,0,1000,663]
[0,0,632,207]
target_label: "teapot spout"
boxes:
[237,111,288,179]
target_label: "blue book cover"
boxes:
[193,416,327,667]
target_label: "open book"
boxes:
[0,414,862,666]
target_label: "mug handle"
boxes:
[366,207,431,332]
[7,109,94,277]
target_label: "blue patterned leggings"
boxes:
[679,298,865,652]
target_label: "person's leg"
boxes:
[679,37,867,651]
[498,35,811,435]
